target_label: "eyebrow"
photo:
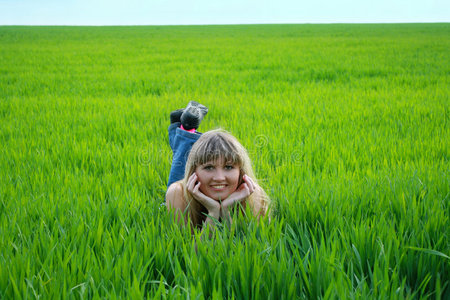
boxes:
[200,158,238,166]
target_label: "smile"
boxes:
[211,185,226,189]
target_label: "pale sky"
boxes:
[0,0,448,25]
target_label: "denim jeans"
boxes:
[167,122,201,188]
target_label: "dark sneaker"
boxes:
[170,108,184,124]
[180,101,208,130]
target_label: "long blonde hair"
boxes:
[181,129,269,227]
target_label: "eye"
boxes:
[203,165,214,170]
[224,165,235,170]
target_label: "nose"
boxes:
[212,169,225,181]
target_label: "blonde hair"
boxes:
[181,129,269,227]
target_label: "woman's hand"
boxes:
[221,175,256,210]
[186,173,221,219]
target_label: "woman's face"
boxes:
[194,157,240,201]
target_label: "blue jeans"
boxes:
[167,122,201,188]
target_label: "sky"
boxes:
[0,0,449,25]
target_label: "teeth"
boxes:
[212,185,226,189]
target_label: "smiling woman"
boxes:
[194,157,241,201]
[165,102,270,230]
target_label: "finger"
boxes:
[249,179,256,193]
[243,183,250,196]
[243,174,248,183]
[243,174,252,186]
[191,182,204,201]
[247,176,256,188]
[248,182,254,194]
[190,173,197,184]
[187,175,193,191]
[238,182,247,191]
[193,182,209,204]
[193,181,201,194]
[191,173,198,186]
[244,175,255,193]
[248,183,253,194]
[187,173,197,192]
[193,182,215,207]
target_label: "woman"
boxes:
[165,101,270,229]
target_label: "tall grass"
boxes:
[0,24,448,298]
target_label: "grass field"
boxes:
[0,24,449,298]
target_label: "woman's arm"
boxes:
[166,182,219,235]
[166,182,188,225]
[220,174,255,222]
[221,180,269,222]
[185,173,222,235]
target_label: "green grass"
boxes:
[0,24,449,299]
